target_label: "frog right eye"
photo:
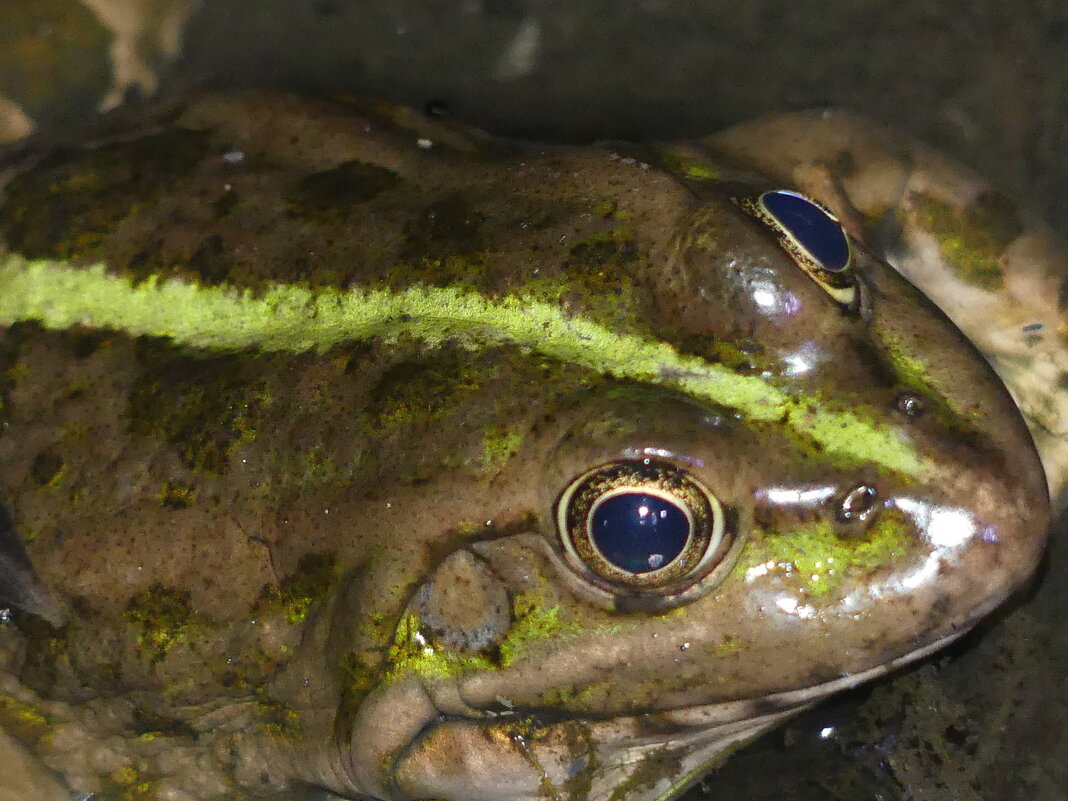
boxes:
[744,189,858,307]
[555,460,730,601]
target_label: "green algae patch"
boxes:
[876,329,982,427]
[713,635,741,658]
[382,613,493,682]
[909,191,1021,291]
[499,593,583,668]
[746,512,914,597]
[125,584,195,664]
[96,765,161,801]
[158,480,197,509]
[480,423,524,472]
[255,698,304,742]
[0,255,929,477]
[656,148,720,182]
[783,396,924,477]
[0,693,51,745]
[255,553,340,626]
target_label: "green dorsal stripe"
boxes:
[0,255,925,476]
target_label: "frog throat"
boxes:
[0,254,925,477]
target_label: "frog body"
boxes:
[0,94,1052,801]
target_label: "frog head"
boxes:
[290,187,1048,801]
[0,96,1048,800]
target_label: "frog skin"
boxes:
[0,93,1053,801]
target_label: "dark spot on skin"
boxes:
[254,553,339,626]
[746,695,796,716]
[29,452,64,486]
[566,236,637,273]
[852,341,906,392]
[212,189,240,218]
[401,192,486,264]
[12,611,66,695]
[159,480,196,509]
[128,708,198,739]
[188,234,229,286]
[127,340,270,475]
[287,160,400,220]
[126,241,164,282]
[70,330,107,359]
[830,149,858,177]
[1058,277,1068,310]
[342,341,378,374]
[0,130,211,261]
[1056,373,1068,391]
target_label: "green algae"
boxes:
[0,693,51,745]
[745,512,914,597]
[255,553,340,626]
[125,584,196,664]
[480,423,524,472]
[0,256,928,477]
[910,191,1021,291]
[499,592,583,668]
[383,612,494,682]
[656,148,720,182]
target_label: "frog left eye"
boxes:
[555,460,728,594]
[745,189,857,306]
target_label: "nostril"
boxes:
[894,391,926,418]
[837,484,878,523]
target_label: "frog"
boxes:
[0,92,1055,801]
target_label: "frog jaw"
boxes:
[334,625,969,801]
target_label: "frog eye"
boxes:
[555,460,727,593]
[745,189,857,306]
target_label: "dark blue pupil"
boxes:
[762,190,850,272]
[590,493,690,574]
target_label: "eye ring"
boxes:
[742,189,857,307]
[555,460,727,593]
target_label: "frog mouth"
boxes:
[381,625,973,801]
